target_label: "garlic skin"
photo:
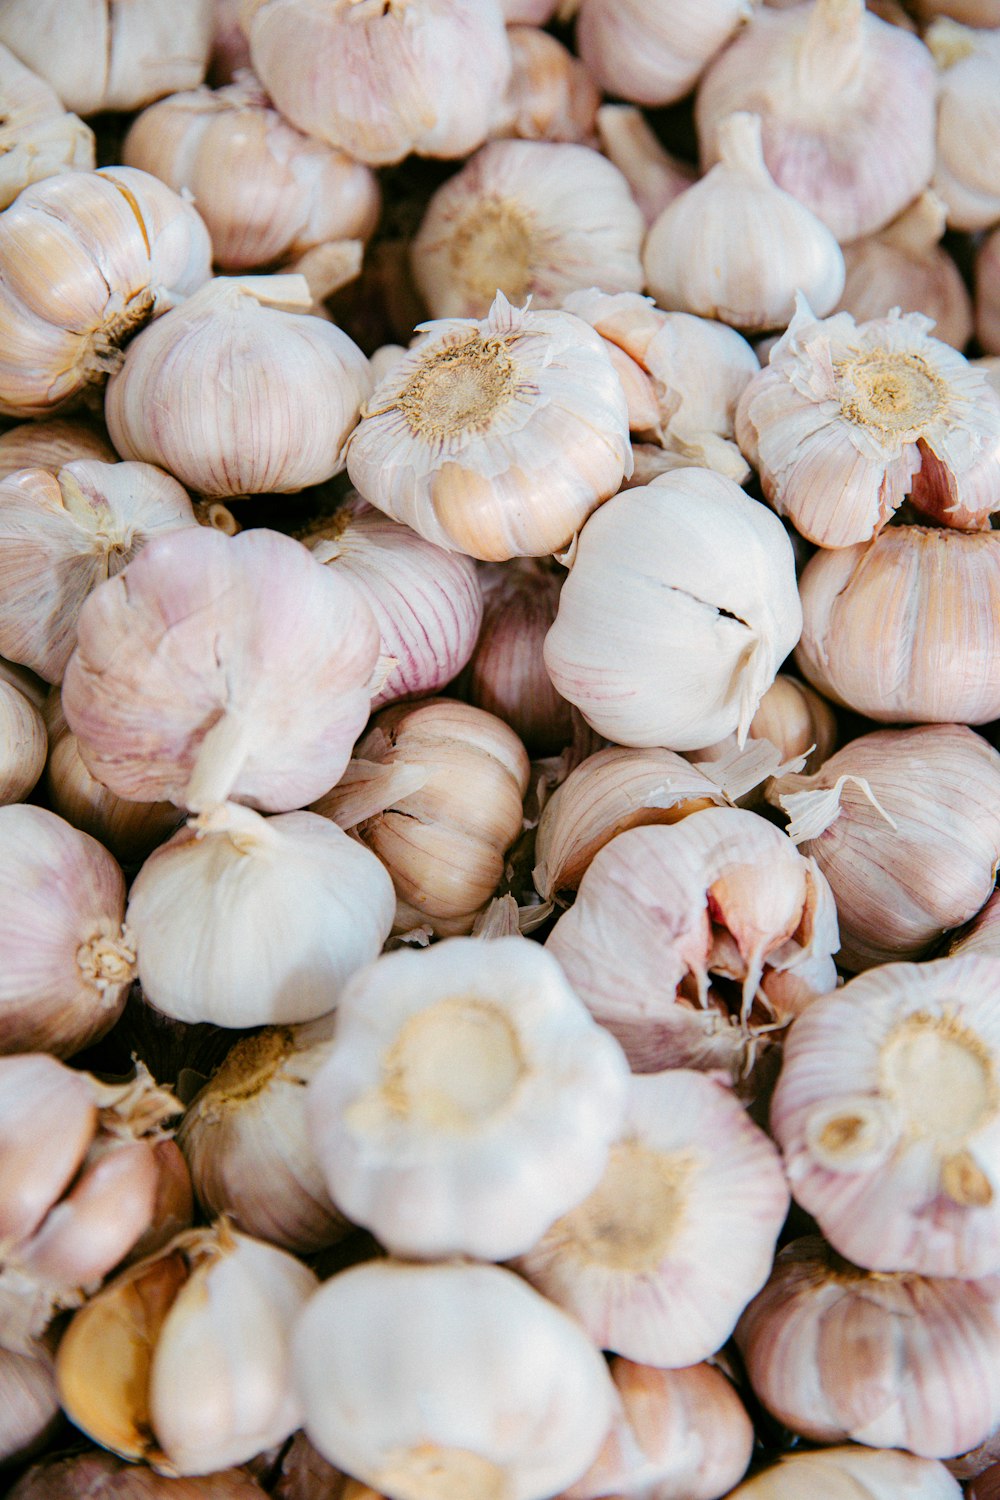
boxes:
[293,1258,618,1500]
[0,1343,59,1466]
[491,28,600,146]
[0,679,46,807]
[977,226,1000,355]
[643,113,845,334]
[0,419,116,479]
[0,167,212,419]
[0,45,93,211]
[127,802,395,1029]
[543,470,802,752]
[248,0,512,167]
[123,73,380,273]
[346,292,631,562]
[928,21,1000,232]
[694,674,838,783]
[736,300,1000,547]
[595,106,696,229]
[9,1451,269,1499]
[411,140,644,321]
[209,0,253,83]
[737,1236,1000,1458]
[915,0,1000,19]
[950,889,1000,959]
[695,0,938,244]
[575,0,752,107]
[502,0,558,19]
[723,1447,962,1498]
[105,276,372,498]
[62,527,380,814]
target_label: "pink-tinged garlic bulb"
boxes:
[307,936,629,1259]
[0,45,93,210]
[512,1069,789,1367]
[928,21,1000,232]
[835,192,973,352]
[346,292,631,562]
[575,0,752,107]
[769,725,1000,972]
[127,802,395,1028]
[0,679,45,806]
[0,1055,187,1350]
[643,113,845,333]
[544,470,802,752]
[0,1342,59,1466]
[736,300,1000,547]
[595,106,695,229]
[561,1357,754,1500]
[723,1446,962,1497]
[794,527,1000,723]
[62,527,379,813]
[977,227,1000,355]
[314,699,529,937]
[950,890,1000,958]
[773,954,1000,1276]
[695,0,937,243]
[294,1259,618,1500]
[57,1223,317,1476]
[737,1236,1000,1457]
[8,1451,269,1499]
[0,419,116,479]
[0,167,212,419]
[105,276,372,499]
[491,29,600,146]
[248,0,511,167]
[303,496,483,713]
[411,140,644,321]
[123,73,380,273]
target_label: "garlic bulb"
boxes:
[0,419,116,479]
[915,0,1000,19]
[642,113,845,333]
[772,954,1000,1277]
[0,45,93,211]
[512,1069,789,1367]
[928,21,1000,232]
[794,527,1000,723]
[127,801,395,1028]
[9,1451,269,1499]
[950,890,1000,959]
[62,527,380,813]
[977,226,1000,355]
[0,1343,58,1466]
[411,140,644,321]
[768,725,1000,972]
[693,674,838,784]
[314,699,529,937]
[123,73,380,273]
[293,1258,618,1500]
[0,166,212,419]
[57,1223,317,1475]
[575,0,752,107]
[695,0,938,243]
[248,0,512,167]
[543,470,802,751]
[0,678,46,806]
[501,0,558,20]
[595,106,695,228]
[491,28,600,146]
[737,1236,1000,1457]
[303,495,484,713]
[723,1447,962,1498]
[105,276,372,498]
[345,291,631,562]
[736,300,1000,547]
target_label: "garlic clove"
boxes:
[0,44,94,211]
[0,1053,97,1250]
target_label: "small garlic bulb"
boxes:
[0,1343,58,1466]
[0,419,116,479]
[491,28,600,146]
[695,0,938,243]
[977,227,1000,355]
[0,45,93,210]
[123,73,380,273]
[411,140,644,321]
[595,105,696,228]
[723,1447,962,1498]
[346,291,631,562]
[105,276,372,498]
[127,801,395,1028]
[575,0,752,107]
[248,0,512,167]
[928,21,1000,232]
[0,679,46,807]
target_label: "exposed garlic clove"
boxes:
[693,674,838,789]
[293,1258,619,1500]
[0,678,46,806]
[595,105,696,227]
[0,45,93,211]
[8,1450,270,1498]
[490,28,600,146]
[575,0,752,107]
[695,0,937,244]
[977,227,1000,356]
[0,419,116,479]
[722,1446,963,1497]
[345,291,631,562]
[0,1342,59,1466]
[928,21,1000,232]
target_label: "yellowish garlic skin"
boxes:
[0,419,116,480]
[576,0,752,107]
[491,28,600,146]
[723,1446,963,1497]
[0,44,93,211]
[930,22,1000,232]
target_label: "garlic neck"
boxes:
[716,112,772,185]
[183,712,254,813]
[796,0,867,103]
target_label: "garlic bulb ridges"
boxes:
[0,45,94,211]
[575,0,753,108]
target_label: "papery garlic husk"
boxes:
[490,28,600,146]
[313,699,530,937]
[127,801,395,1028]
[179,1017,351,1253]
[928,21,1000,233]
[346,291,631,562]
[0,166,212,419]
[511,1069,789,1368]
[248,0,511,167]
[560,1356,754,1500]
[575,0,752,107]
[8,1450,270,1499]
[293,1258,618,1500]
[0,460,198,685]
[57,1222,317,1476]
[303,494,483,713]
[269,1431,354,1500]
[543,469,802,751]
[736,299,1000,547]
[123,72,380,272]
[835,192,973,352]
[977,227,1000,355]
[105,276,372,498]
[0,418,116,479]
[595,105,696,228]
[737,1236,1000,1457]
[0,1342,59,1465]
[0,45,93,211]
[722,1446,962,1498]
[772,954,1000,1276]
[0,678,46,806]
[768,725,1000,972]
[642,113,845,334]
[62,527,380,813]
[692,674,838,788]
[411,140,644,321]
[0,804,135,1056]
[695,0,938,244]
[794,527,1000,722]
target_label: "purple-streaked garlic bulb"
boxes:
[574,0,752,108]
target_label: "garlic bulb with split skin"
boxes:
[491,29,600,147]
[929,21,1000,232]
[574,0,753,107]
[0,419,116,480]
[0,45,93,211]
[723,1447,962,1498]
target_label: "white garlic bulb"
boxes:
[0,679,46,807]
[929,21,1000,232]
[723,1447,962,1498]
[0,420,116,479]
[575,0,752,107]
[491,28,600,147]
[0,45,93,211]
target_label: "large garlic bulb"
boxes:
[0,45,93,211]
[574,0,752,107]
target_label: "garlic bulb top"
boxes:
[575,0,753,108]
[695,0,938,243]
[248,0,512,167]
[929,21,1000,232]
[346,291,631,562]
[0,45,93,211]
